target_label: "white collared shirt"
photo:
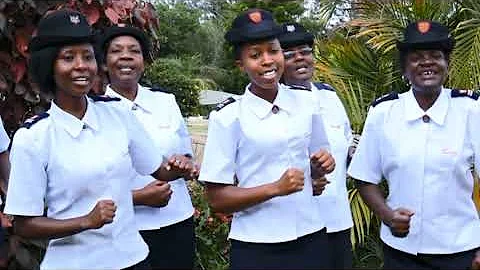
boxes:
[348,88,480,255]
[309,83,353,233]
[5,97,163,269]
[199,84,331,243]
[105,84,194,230]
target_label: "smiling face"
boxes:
[282,44,314,85]
[53,43,97,99]
[105,35,145,89]
[403,49,448,93]
[236,39,284,95]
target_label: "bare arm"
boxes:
[206,168,304,214]
[13,200,116,239]
[356,180,414,237]
[0,151,10,195]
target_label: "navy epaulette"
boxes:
[371,92,399,107]
[313,82,335,91]
[215,97,236,111]
[89,95,121,102]
[451,89,479,100]
[287,84,311,91]
[148,86,171,93]
[22,112,49,129]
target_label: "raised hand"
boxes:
[84,200,116,229]
[385,207,415,238]
[164,154,197,180]
[137,180,172,207]
[312,176,330,196]
[274,168,305,196]
[310,150,335,178]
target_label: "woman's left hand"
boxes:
[165,154,199,180]
[310,150,335,177]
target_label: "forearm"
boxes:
[355,180,393,224]
[14,215,90,240]
[132,189,146,206]
[206,183,278,215]
[0,151,10,193]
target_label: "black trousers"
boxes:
[230,228,329,270]
[139,216,195,269]
[383,242,478,269]
[326,228,352,269]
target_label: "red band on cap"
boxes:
[417,21,431,34]
[248,11,262,24]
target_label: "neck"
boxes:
[249,84,278,103]
[413,86,441,111]
[109,81,138,101]
[54,94,87,120]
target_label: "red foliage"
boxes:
[0,0,160,136]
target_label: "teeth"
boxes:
[423,71,434,75]
[296,67,307,73]
[73,77,87,81]
[120,68,133,72]
[262,70,276,78]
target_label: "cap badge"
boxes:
[417,21,431,34]
[70,15,80,24]
[286,25,295,32]
[248,11,262,24]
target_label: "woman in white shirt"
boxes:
[348,20,480,269]
[4,10,195,270]
[199,8,335,270]
[278,22,354,269]
[99,25,197,269]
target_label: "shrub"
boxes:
[145,57,213,116]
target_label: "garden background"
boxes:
[0,0,480,269]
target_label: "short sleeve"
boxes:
[347,108,383,184]
[0,117,10,152]
[198,111,237,184]
[4,129,46,216]
[123,108,165,176]
[170,96,193,156]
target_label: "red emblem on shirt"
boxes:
[417,21,431,34]
[248,11,262,24]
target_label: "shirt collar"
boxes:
[242,84,293,119]
[49,97,99,138]
[105,84,153,113]
[404,87,448,125]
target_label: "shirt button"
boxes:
[422,115,430,123]
[272,105,279,114]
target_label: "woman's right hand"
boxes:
[384,207,415,238]
[83,200,117,229]
[274,168,304,196]
[138,180,172,207]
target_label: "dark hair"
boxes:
[399,48,451,73]
[29,46,61,95]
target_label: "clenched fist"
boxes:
[384,207,414,238]
[312,176,330,196]
[84,200,116,229]
[274,168,305,196]
[310,150,335,178]
[138,180,172,207]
